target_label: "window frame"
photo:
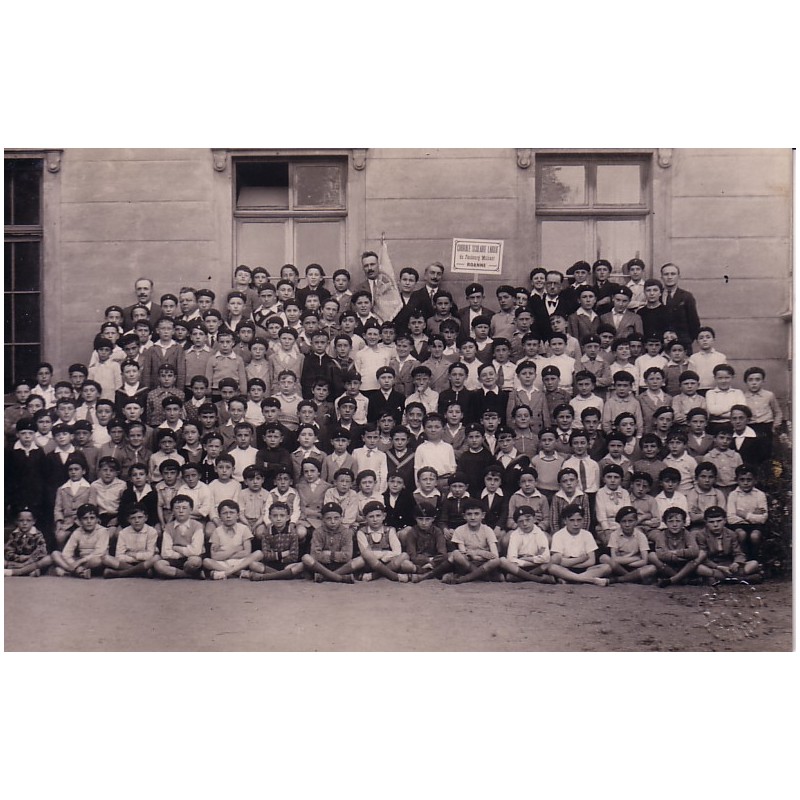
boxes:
[231,154,350,276]
[5,155,44,388]
[535,152,653,276]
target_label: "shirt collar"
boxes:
[481,487,504,498]
[576,308,597,319]
[13,441,39,451]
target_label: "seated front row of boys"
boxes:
[5,488,763,587]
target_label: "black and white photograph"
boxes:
[4,146,793,653]
[3,9,798,800]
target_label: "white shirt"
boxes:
[413,440,456,481]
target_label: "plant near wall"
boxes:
[758,420,792,577]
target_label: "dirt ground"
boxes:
[4,575,793,652]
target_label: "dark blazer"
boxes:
[458,306,495,335]
[300,353,336,399]
[530,294,572,339]
[637,304,671,343]
[367,389,406,424]
[5,446,46,512]
[118,485,160,528]
[479,490,508,530]
[664,287,701,349]
[437,388,476,424]
[593,280,624,314]
[123,301,162,331]
[456,448,498,497]
[392,294,420,334]
[732,434,768,468]
[407,287,437,320]
[383,488,416,530]
[295,284,331,310]
[472,388,511,421]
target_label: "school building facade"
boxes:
[4,147,793,404]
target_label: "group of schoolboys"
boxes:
[4,256,782,587]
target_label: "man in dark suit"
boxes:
[406,261,450,323]
[122,277,162,330]
[367,366,406,424]
[530,270,572,340]
[660,263,701,351]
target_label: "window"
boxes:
[234,158,347,277]
[5,157,43,388]
[536,154,651,277]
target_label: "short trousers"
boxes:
[98,513,117,526]
[217,557,248,570]
[165,556,196,569]
[263,559,298,571]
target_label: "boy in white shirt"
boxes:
[352,424,389,493]
[548,504,611,586]
[498,505,554,583]
[413,413,456,491]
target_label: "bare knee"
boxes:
[302,554,315,568]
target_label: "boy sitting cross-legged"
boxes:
[599,506,658,584]
[152,494,205,579]
[301,502,357,583]
[547,504,611,586]
[405,501,451,582]
[443,499,501,584]
[102,503,159,578]
[354,500,413,582]
[246,501,305,581]
[4,507,53,578]
[498,505,555,583]
[203,499,263,579]
[51,502,110,579]
[695,505,763,584]
[649,507,705,588]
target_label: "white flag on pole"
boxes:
[373,236,403,322]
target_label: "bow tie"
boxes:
[608,490,623,503]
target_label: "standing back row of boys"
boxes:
[5,256,783,586]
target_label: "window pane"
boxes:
[5,159,42,225]
[13,293,40,343]
[294,221,345,270]
[596,164,642,205]
[13,241,41,291]
[236,221,288,275]
[595,219,646,273]
[4,242,12,290]
[236,162,289,209]
[538,165,586,205]
[4,169,12,226]
[539,220,589,270]
[4,295,13,341]
[294,165,344,208]
[4,344,13,388]
[9,344,41,387]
